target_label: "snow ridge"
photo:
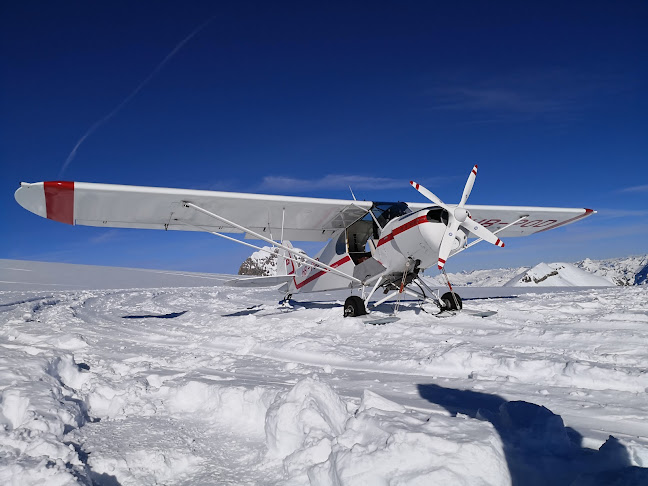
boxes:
[427,255,648,287]
[504,262,613,287]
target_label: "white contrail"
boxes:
[59,16,215,177]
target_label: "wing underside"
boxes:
[407,203,595,237]
[15,181,372,242]
[15,181,594,241]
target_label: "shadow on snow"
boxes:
[417,384,648,486]
[122,311,188,319]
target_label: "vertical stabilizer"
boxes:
[279,240,296,276]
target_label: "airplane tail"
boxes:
[278,240,297,276]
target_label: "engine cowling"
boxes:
[374,208,450,273]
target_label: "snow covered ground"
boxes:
[1,260,648,485]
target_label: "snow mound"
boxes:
[312,387,509,485]
[505,262,613,287]
[164,380,278,432]
[0,354,90,484]
[266,378,510,485]
[265,377,348,461]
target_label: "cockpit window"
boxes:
[335,231,347,255]
[372,202,411,227]
[426,207,449,225]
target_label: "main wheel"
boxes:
[441,291,462,311]
[343,296,367,317]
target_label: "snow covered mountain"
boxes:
[504,262,612,287]
[239,247,282,276]
[238,246,307,276]
[575,255,648,286]
[427,255,647,287]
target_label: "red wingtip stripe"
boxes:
[44,181,74,225]
[535,208,595,234]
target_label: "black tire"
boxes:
[441,291,462,311]
[343,296,367,317]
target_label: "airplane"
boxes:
[14,166,595,319]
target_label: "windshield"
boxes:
[372,202,412,227]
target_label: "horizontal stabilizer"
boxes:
[224,275,294,288]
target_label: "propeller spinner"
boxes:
[410,165,504,270]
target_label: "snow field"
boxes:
[1,280,648,484]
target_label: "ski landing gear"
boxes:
[343,296,367,317]
[441,291,462,311]
[439,268,462,311]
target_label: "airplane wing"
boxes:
[14,181,372,242]
[15,181,592,241]
[408,202,595,237]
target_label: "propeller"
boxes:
[410,165,504,270]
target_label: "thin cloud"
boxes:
[89,230,122,244]
[619,184,648,193]
[59,16,215,177]
[260,174,413,192]
[424,68,630,123]
[593,208,648,219]
[433,87,565,115]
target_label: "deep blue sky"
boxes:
[2,1,647,274]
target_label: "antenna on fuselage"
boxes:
[349,186,357,201]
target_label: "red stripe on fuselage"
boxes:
[44,181,74,225]
[377,215,429,247]
[293,255,351,289]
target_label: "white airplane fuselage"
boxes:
[284,207,467,294]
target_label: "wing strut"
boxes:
[451,215,529,257]
[174,219,309,271]
[180,201,362,284]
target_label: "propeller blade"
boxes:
[437,218,461,270]
[461,218,505,248]
[409,181,450,210]
[459,165,478,207]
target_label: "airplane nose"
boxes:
[15,182,47,218]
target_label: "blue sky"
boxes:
[2,1,647,274]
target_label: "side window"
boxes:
[335,231,347,255]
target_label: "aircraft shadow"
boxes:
[417,384,648,485]
[121,311,187,319]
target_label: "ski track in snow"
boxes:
[1,279,648,485]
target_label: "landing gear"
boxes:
[438,267,462,311]
[343,296,367,317]
[279,293,293,308]
[441,291,462,310]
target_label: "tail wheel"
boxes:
[344,296,367,317]
[441,291,462,310]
